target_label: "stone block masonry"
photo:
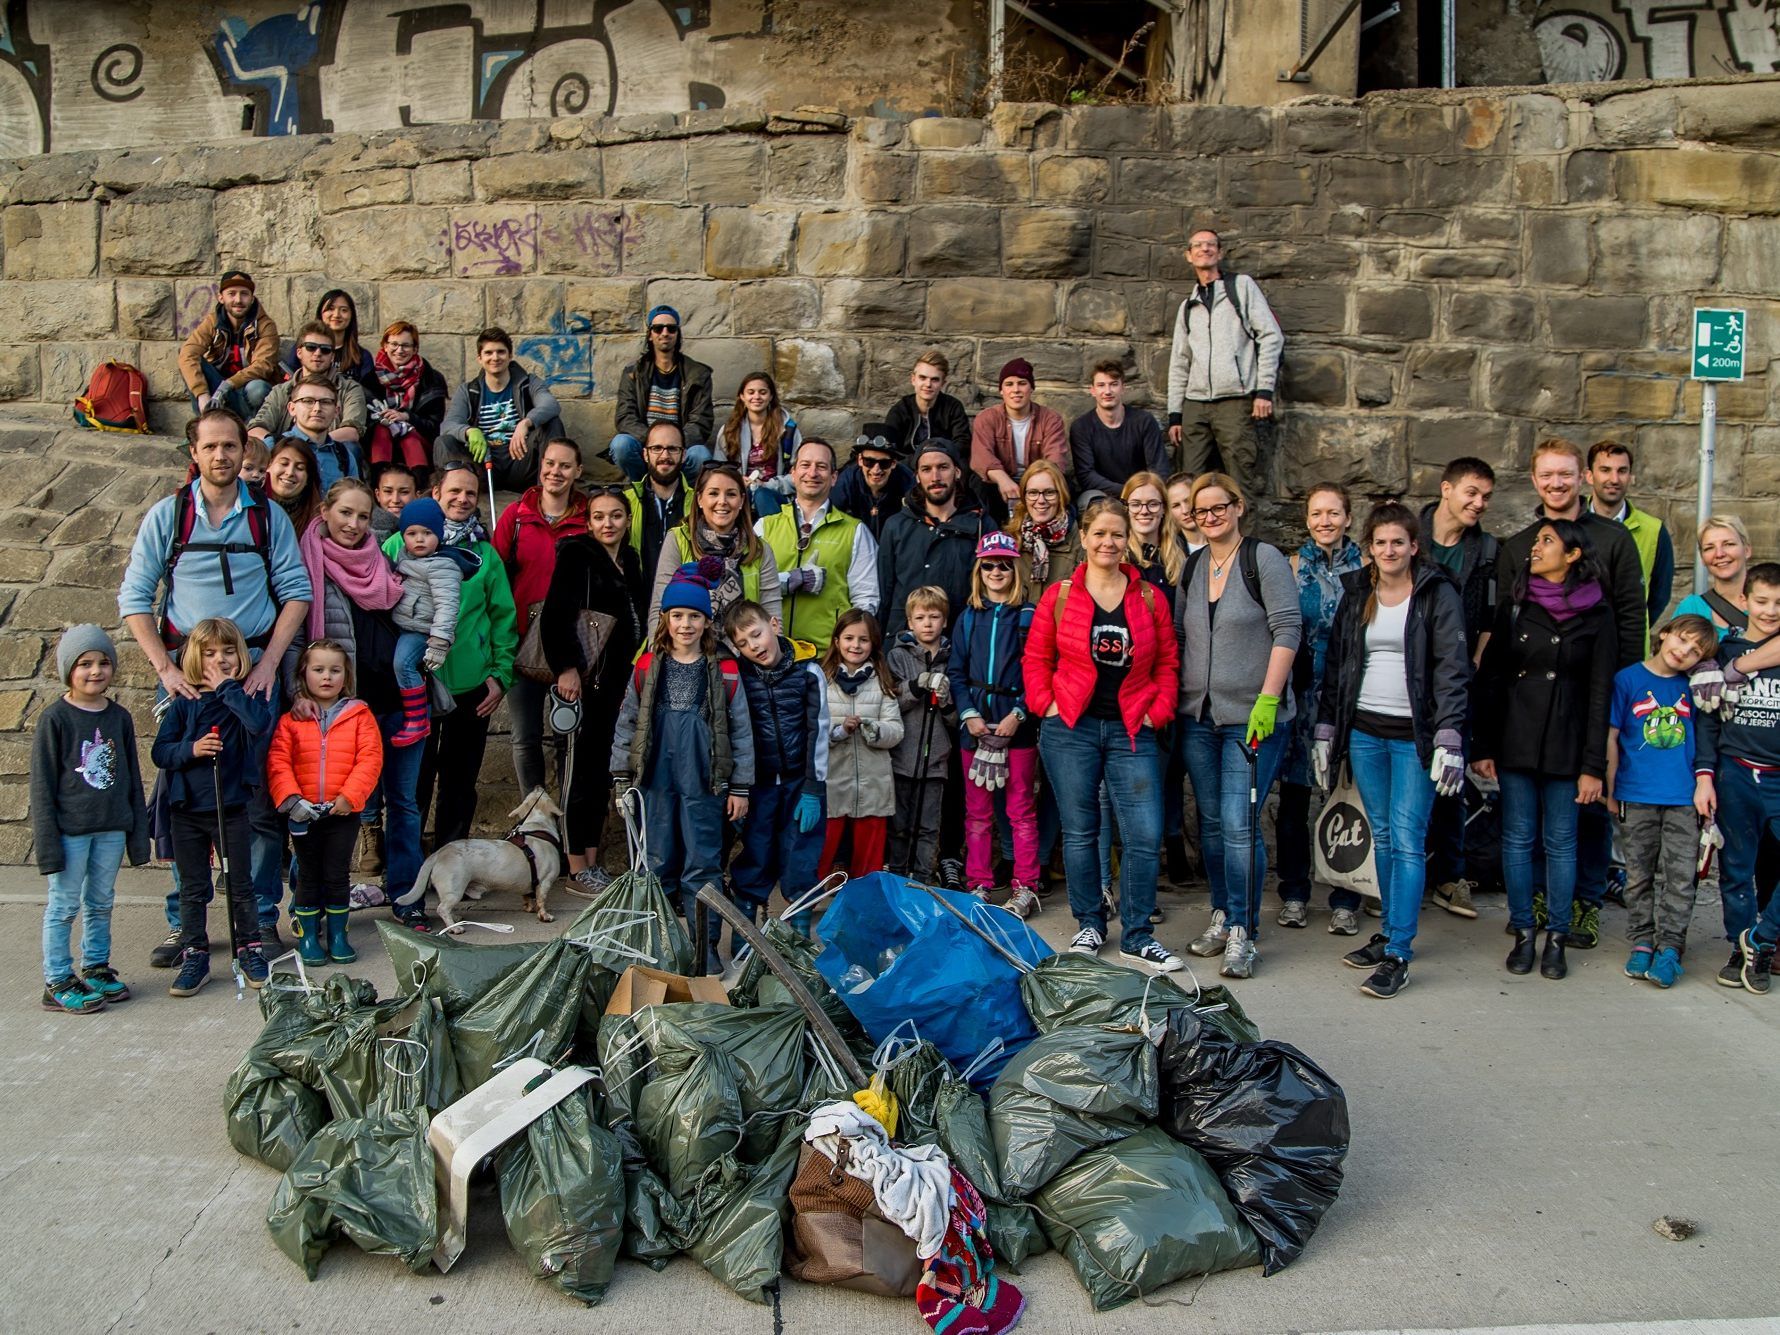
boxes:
[0,82,1776,860]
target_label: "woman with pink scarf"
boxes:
[293,478,433,930]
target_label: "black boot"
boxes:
[1540,930,1568,980]
[1506,928,1537,975]
[1165,832,1192,886]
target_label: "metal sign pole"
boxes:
[1694,381,1717,595]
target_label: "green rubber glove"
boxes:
[465,427,488,463]
[1245,693,1280,747]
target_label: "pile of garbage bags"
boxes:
[224,868,1349,1312]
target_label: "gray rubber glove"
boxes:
[968,734,1011,790]
[916,671,951,706]
[287,798,325,825]
[1311,722,1336,792]
[1429,728,1465,798]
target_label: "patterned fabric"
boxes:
[914,1168,1025,1335]
[659,654,708,712]
[1284,537,1363,785]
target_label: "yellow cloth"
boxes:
[853,1077,899,1139]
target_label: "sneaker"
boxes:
[566,866,614,899]
[1737,928,1775,995]
[1219,925,1256,979]
[168,948,210,997]
[1328,908,1360,937]
[1603,865,1628,907]
[149,930,183,969]
[257,918,287,954]
[1069,925,1105,955]
[1364,899,1382,918]
[1624,944,1654,980]
[1004,885,1041,920]
[969,886,992,903]
[1120,938,1185,973]
[1717,949,1746,988]
[1648,947,1684,989]
[938,858,966,893]
[1149,904,1166,925]
[393,910,431,934]
[1276,901,1308,929]
[41,975,104,1014]
[1360,956,1409,998]
[1432,879,1479,919]
[1343,933,1389,970]
[1532,891,1548,930]
[1187,909,1229,957]
[1567,903,1601,949]
[79,964,130,1003]
[239,946,269,989]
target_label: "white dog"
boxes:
[396,789,565,934]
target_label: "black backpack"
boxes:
[159,482,277,650]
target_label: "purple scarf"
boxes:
[1525,576,1604,622]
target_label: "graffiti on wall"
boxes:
[441,206,642,277]
[518,312,596,395]
[1535,0,1780,82]
[9,0,775,152]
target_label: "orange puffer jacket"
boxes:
[267,698,384,812]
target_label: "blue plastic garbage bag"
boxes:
[814,873,1051,1088]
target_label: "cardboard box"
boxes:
[605,964,729,1016]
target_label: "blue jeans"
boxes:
[393,631,428,691]
[752,487,784,518]
[1575,800,1612,909]
[380,715,425,904]
[1181,718,1286,933]
[195,359,271,418]
[611,432,711,481]
[1349,731,1437,962]
[1500,770,1579,935]
[1037,715,1161,951]
[1718,761,1780,943]
[43,831,127,983]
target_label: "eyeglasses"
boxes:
[1188,241,1220,252]
[292,396,336,408]
[1024,487,1059,500]
[384,341,416,351]
[650,323,678,334]
[298,342,335,355]
[980,561,1013,573]
[1128,499,1163,512]
[1191,502,1235,522]
[644,443,684,456]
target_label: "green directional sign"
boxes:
[1693,308,1747,381]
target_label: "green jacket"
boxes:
[382,533,517,694]
[759,503,860,651]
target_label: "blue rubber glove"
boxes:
[795,792,822,834]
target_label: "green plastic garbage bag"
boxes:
[636,1039,744,1198]
[989,1025,1159,1198]
[597,1013,648,1127]
[641,1005,809,1162]
[730,917,865,1046]
[614,1120,684,1269]
[497,1087,625,1305]
[450,937,592,1091]
[1019,953,1259,1043]
[564,868,693,975]
[266,974,414,1121]
[376,919,543,1016]
[266,1109,438,1280]
[386,996,461,1115]
[986,1202,1047,1270]
[885,1039,952,1144]
[1033,1125,1259,1311]
[225,977,331,1170]
[685,1118,802,1304]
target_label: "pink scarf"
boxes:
[300,515,405,642]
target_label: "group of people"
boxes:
[31,238,1779,1016]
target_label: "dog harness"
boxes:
[504,825,566,893]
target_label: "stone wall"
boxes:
[0,79,1776,860]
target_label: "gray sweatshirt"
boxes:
[30,698,150,873]
[1176,540,1302,729]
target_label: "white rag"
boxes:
[804,1100,956,1259]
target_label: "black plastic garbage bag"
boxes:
[564,868,694,976]
[1019,952,1259,1043]
[497,1087,625,1305]
[989,1025,1159,1198]
[1156,1013,1349,1274]
[685,1118,802,1304]
[376,919,543,1016]
[266,1109,438,1280]
[225,977,331,1170]
[450,937,592,1090]
[1034,1125,1259,1311]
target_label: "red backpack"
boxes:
[72,361,149,433]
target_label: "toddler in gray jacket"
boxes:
[388,498,480,746]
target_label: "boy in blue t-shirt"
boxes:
[1606,613,1718,988]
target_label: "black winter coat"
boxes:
[738,637,824,785]
[833,460,915,541]
[885,392,971,455]
[1472,589,1616,779]
[876,489,988,640]
[1498,510,1646,668]
[1316,564,1471,773]
[1417,502,1498,651]
[540,536,646,715]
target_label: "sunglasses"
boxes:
[650,323,679,334]
[586,483,629,500]
[298,342,336,355]
[980,560,1014,572]
[859,456,894,471]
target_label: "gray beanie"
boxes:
[57,624,117,684]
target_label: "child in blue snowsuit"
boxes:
[611,564,754,974]
[725,599,829,935]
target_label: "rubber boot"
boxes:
[1540,929,1567,980]
[388,685,430,748]
[292,908,327,965]
[1505,928,1536,976]
[326,907,358,964]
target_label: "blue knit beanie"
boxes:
[659,562,713,619]
[398,498,445,542]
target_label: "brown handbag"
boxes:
[785,1142,923,1296]
[515,602,616,684]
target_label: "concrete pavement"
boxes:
[3,866,1777,1334]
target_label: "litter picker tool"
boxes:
[483,458,499,527]
[898,690,940,877]
[210,725,244,993]
[1243,737,1261,942]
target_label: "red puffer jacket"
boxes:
[493,486,590,613]
[267,698,384,813]
[1025,563,1178,747]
